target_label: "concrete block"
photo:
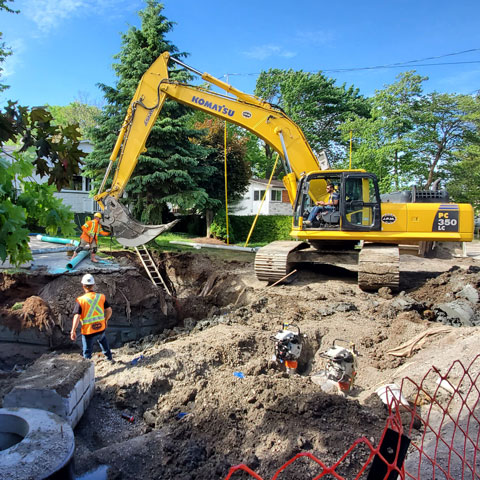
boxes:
[3,352,93,428]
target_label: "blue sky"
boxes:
[1,0,479,108]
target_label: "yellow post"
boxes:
[349,131,353,169]
[224,121,229,245]
[244,154,280,247]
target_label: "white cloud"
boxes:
[242,45,297,61]
[21,0,140,33]
[24,0,88,33]
[1,39,25,78]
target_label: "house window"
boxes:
[85,178,92,191]
[271,190,282,202]
[253,189,266,201]
[68,175,84,191]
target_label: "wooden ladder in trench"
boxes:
[134,245,173,297]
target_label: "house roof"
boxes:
[251,178,285,189]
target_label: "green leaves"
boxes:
[0,198,30,264]
[17,182,75,237]
[1,103,86,190]
[340,72,480,198]
[255,68,370,165]
[0,151,76,265]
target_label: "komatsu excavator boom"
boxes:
[95,51,326,246]
[96,52,474,290]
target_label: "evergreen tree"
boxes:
[85,0,213,224]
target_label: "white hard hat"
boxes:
[81,274,95,285]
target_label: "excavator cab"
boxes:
[294,171,382,232]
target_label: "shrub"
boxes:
[211,213,291,244]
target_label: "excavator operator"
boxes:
[304,183,339,226]
[72,212,110,263]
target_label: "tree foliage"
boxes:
[0,151,75,264]
[192,118,251,206]
[340,71,426,192]
[254,68,370,167]
[85,0,218,224]
[446,97,480,208]
[0,1,83,264]
[341,72,480,202]
[48,97,101,137]
[412,92,480,189]
[1,103,85,189]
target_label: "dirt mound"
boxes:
[2,248,480,479]
[190,237,227,245]
[0,295,53,334]
[78,323,388,479]
[410,265,480,306]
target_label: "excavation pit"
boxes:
[1,248,480,479]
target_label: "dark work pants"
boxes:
[81,331,112,360]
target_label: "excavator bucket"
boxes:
[101,196,179,247]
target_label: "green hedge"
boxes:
[211,212,292,244]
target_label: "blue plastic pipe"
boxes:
[36,235,79,246]
[66,250,89,270]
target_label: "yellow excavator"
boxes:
[95,52,474,291]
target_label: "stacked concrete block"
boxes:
[3,352,94,428]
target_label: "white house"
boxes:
[52,140,100,215]
[2,140,99,216]
[231,178,292,216]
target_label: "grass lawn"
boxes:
[96,231,266,262]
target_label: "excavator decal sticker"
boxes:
[382,214,397,224]
[191,96,235,117]
[433,205,459,232]
[144,109,154,126]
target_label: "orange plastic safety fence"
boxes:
[224,355,480,480]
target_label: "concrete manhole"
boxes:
[0,407,74,480]
[0,413,27,451]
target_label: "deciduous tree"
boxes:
[0,1,83,264]
[341,72,480,198]
[255,68,370,168]
[48,96,101,137]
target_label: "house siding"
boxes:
[231,179,292,216]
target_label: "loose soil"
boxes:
[1,244,479,479]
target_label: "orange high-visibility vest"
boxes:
[76,292,106,335]
[80,219,109,243]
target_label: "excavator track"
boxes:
[254,241,309,283]
[358,244,400,291]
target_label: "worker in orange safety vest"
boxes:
[70,274,114,361]
[72,212,110,263]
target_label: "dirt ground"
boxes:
[1,243,480,479]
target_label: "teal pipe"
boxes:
[36,235,79,246]
[66,250,89,270]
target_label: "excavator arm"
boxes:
[95,52,325,246]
